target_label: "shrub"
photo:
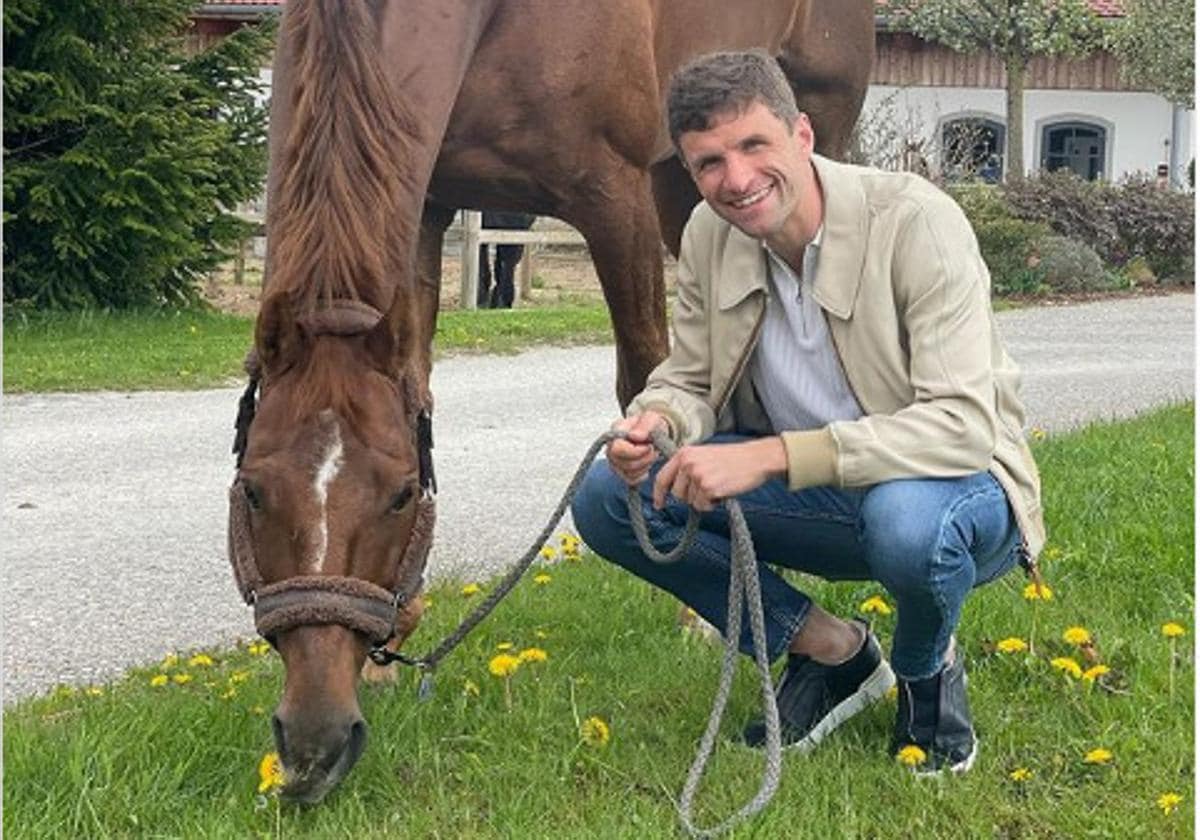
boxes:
[1032,235,1125,293]
[1107,175,1194,284]
[948,183,1050,296]
[3,0,274,310]
[1002,170,1121,263]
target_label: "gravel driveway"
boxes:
[2,293,1192,702]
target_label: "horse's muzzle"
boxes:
[273,710,367,804]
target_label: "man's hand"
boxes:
[606,411,668,486]
[652,437,787,512]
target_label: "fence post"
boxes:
[517,247,534,303]
[460,210,481,310]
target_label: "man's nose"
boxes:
[722,153,755,194]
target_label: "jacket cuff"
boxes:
[779,428,839,490]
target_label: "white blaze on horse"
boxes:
[228,0,874,803]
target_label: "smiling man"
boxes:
[571,50,1044,774]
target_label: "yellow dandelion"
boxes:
[1022,582,1053,601]
[150,674,169,687]
[230,670,250,684]
[895,744,928,767]
[1081,664,1110,683]
[518,647,548,663]
[172,673,193,685]
[1162,622,1186,638]
[996,637,1028,654]
[1083,747,1113,765]
[187,653,215,668]
[1050,657,1083,679]
[859,595,893,616]
[463,679,480,697]
[580,716,611,747]
[247,640,271,656]
[1157,792,1183,815]
[488,653,521,678]
[1030,427,1047,442]
[220,688,237,700]
[461,583,481,597]
[885,684,898,701]
[160,653,179,668]
[1009,767,1033,782]
[538,546,557,562]
[85,686,104,697]
[1062,626,1091,646]
[496,641,515,651]
[257,751,285,794]
[533,573,552,585]
[560,534,581,551]
[250,705,266,716]
[423,596,433,609]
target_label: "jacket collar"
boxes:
[714,153,868,319]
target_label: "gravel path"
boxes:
[3,293,1192,702]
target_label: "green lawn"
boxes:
[3,404,1193,838]
[2,304,614,393]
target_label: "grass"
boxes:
[2,303,614,393]
[3,404,1193,838]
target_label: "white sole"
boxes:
[790,659,897,754]
[913,736,978,777]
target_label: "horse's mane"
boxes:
[266,0,420,319]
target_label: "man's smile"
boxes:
[728,182,773,209]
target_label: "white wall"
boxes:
[862,84,1194,186]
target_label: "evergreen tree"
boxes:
[888,0,1101,183]
[4,0,274,309]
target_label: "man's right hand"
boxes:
[606,410,667,486]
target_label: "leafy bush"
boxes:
[3,0,274,310]
[1002,169,1194,284]
[1032,234,1125,293]
[948,183,1050,296]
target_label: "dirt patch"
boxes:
[203,245,680,317]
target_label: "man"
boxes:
[571,50,1043,775]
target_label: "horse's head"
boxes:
[228,295,434,803]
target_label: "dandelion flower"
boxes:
[997,637,1028,654]
[248,640,271,656]
[496,642,515,651]
[560,534,581,551]
[230,670,250,684]
[188,653,215,668]
[488,653,521,678]
[859,595,893,616]
[538,546,557,562]
[895,744,927,767]
[461,583,481,597]
[1081,664,1110,683]
[172,673,193,685]
[1083,747,1113,765]
[1030,427,1047,442]
[150,674,169,688]
[1050,657,1082,679]
[423,596,433,609]
[257,751,285,794]
[1062,626,1091,645]
[1157,792,1183,815]
[1162,622,1186,638]
[85,686,104,697]
[251,705,266,716]
[581,716,611,747]
[220,688,237,700]
[534,629,548,639]
[533,573,552,585]
[518,647,548,663]
[463,679,480,697]
[1009,767,1033,782]
[885,684,898,701]
[1023,582,1053,601]
[161,653,179,668]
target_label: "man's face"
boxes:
[678,101,813,242]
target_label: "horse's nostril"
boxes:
[271,714,288,764]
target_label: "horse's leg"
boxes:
[477,243,492,308]
[650,156,701,260]
[411,200,457,399]
[494,244,519,309]
[779,3,875,158]
[567,166,670,409]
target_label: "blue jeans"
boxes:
[571,434,1021,680]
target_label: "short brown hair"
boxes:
[666,50,799,149]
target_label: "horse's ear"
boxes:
[255,293,302,377]
[365,302,416,378]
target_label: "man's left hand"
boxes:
[652,437,787,512]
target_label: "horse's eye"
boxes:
[388,486,414,513]
[242,482,263,511]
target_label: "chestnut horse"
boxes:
[230,0,874,802]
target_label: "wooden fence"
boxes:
[458,210,586,309]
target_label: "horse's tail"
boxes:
[269,0,417,317]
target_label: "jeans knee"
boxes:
[861,485,972,597]
[570,462,631,560]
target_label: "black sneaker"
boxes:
[743,620,895,752]
[892,644,977,775]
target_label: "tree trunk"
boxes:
[1005,56,1027,183]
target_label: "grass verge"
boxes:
[2,304,614,393]
[3,404,1193,838]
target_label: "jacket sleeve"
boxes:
[627,219,718,444]
[782,197,997,489]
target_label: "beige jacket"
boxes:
[630,154,1045,558]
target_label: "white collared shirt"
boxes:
[748,227,864,432]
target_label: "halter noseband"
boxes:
[227,307,436,648]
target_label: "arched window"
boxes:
[940,117,1005,183]
[1041,121,1106,181]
